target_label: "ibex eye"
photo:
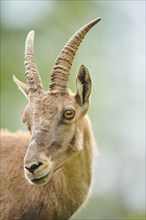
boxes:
[63,109,75,120]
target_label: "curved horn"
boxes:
[49,17,101,91]
[24,30,43,94]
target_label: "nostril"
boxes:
[25,162,43,174]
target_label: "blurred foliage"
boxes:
[1,1,145,219]
[73,195,145,219]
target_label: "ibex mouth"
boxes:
[31,172,51,185]
[30,166,61,185]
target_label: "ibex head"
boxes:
[13,18,101,185]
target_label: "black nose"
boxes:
[25,162,43,174]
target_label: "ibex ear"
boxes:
[13,75,29,99]
[75,64,92,106]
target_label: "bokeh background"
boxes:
[1,1,145,219]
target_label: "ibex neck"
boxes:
[57,115,95,218]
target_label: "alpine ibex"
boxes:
[0,18,101,220]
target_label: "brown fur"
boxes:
[0,116,95,220]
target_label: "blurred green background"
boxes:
[1,1,145,219]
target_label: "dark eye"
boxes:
[63,109,75,120]
[23,119,31,131]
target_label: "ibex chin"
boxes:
[0,18,101,220]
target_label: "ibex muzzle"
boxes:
[13,18,101,185]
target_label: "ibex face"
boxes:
[13,18,101,185]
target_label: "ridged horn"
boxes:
[24,30,43,94]
[49,17,101,91]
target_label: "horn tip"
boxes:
[27,30,35,40]
[12,75,18,83]
[94,17,101,24]
[12,74,16,81]
[25,30,35,53]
